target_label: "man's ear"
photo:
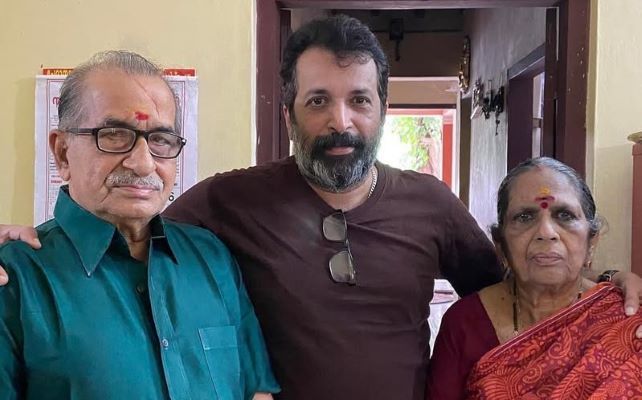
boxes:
[49,129,71,181]
[283,105,294,141]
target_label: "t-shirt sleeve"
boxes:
[0,256,25,399]
[439,195,503,297]
[233,258,281,398]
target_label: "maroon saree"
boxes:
[466,283,642,399]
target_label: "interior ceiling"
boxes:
[388,78,459,105]
[331,9,464,33]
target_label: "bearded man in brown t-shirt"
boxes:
[165,15,503,400]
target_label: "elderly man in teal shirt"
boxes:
[0,51,278,400]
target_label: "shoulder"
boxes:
[163,219,230,254]
[0,219,62,269]
[380,163,463,208]
[168,158,296,216]
[162,219,241,277]
[0,240,43,295]
[441,292,486,327]
[434,292,498,361]
[0,240,38,267]
[198,157,295,193]
[383,163,450,191]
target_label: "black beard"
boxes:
[293,130,381,192]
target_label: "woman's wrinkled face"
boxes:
[500,167,597,289]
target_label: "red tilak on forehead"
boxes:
[535,195,555,209]
[134,111,149,121]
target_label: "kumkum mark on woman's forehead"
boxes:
[535,186,555,209]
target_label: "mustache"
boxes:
[312,132,365,152]
[105,170,164,190]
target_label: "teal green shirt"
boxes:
[0,187,279,400]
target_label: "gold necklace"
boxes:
[367,166,378,199]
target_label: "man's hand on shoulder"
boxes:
[252,393,274,400]
[0,224,41,248]
[0,224,41,286]
[611,271,642,338]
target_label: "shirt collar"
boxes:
[54,186,177,276]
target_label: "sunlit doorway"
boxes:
[378,109,455,188]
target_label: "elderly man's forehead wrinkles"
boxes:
[130,74,172,121]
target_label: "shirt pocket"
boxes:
[198,326,242,400]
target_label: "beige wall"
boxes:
[0,0,254,225]
[588,0,642,271]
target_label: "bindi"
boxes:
[535,187,555,209]
[134,111,149,121]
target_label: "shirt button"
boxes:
[136,284,146,294]
[161,338,169,349]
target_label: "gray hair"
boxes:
[57,50,181,134]
[491,157,603,245]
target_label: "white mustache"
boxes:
[106,171,163,190]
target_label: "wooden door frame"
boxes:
[256,0,590,176]
[507,44,545,169]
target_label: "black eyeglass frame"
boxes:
[66,127,187,159]
[322,211,357,285]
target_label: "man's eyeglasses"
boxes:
[66,127,187,159]
[323,211,356,285]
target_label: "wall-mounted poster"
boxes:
[33,68,198,225]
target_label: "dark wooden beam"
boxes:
[279,0,558,9]
[389,103,457,109]
[542,7,557,158]
[554,0,590,177]
[256,0,281,164]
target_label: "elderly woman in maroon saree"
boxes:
[426,157,642,400]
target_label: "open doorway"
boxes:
[380,111,453,185]
[255,0,590,178]
[385,77,459,191]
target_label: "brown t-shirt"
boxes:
[164,157,502,400]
